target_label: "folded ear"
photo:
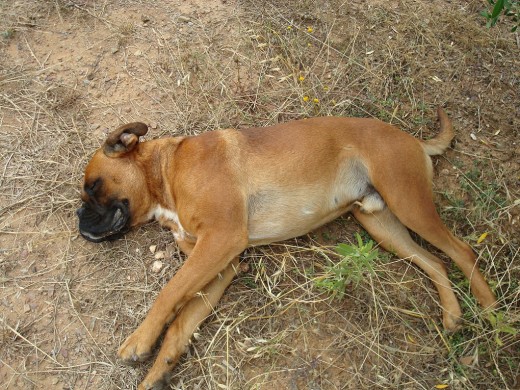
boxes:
[103,122,148,157]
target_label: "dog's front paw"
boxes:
[118,327,157,363]
[138,367,172,390]
[137,343,184,389]
[138,375,170,390]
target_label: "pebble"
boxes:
[151,260,164,273]
[459,355,474,366]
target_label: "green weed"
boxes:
[314,233,380,298]
[487,311,518,347]
[1,29,14,40]
[481,0,519,31]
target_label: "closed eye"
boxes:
[84,178,102,197]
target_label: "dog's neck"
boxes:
[137,137,184,215]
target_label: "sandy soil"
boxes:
[0,1,518,389]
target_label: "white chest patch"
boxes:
[150,205,179,223]
[149,205,191,241]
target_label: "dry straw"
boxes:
[0,1,518,389]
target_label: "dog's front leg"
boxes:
[118,231,247,363]
[137,257,241,390]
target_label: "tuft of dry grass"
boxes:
[0,0,518,389]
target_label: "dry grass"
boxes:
[0,0,519,389]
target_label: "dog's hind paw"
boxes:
[442,310,463,332]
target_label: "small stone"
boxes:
[23,304,31,313]
[141,15,150,23]
[178,15,191,23]
[150,122,158,129]
[149,245,157,254]
[111,46,119,54]
[460,355,474,366]
[470,133,477,141]
[151,260,164,273]
[134,50,142,57]
[154,251,165,259]
[239,262,250,273]
[441,168,450,175]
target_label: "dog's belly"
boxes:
[246,156,376,245]
[247,187,359,246]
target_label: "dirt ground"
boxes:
[0,0,519,389]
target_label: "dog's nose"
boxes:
[76,206,86,218]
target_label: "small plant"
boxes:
[116,22,136,47]
[1,29,15,40]
[481,0,520,31]
[488,311,518,346]
[315,233,379,298]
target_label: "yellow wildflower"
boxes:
[307,26,313,33]
[303,96,309,102]
[299,75,305,82]
[313,98,319,103]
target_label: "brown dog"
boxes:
[78,108,496,389]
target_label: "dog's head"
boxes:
[77,122,153,242]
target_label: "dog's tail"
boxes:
[421,107,454,156]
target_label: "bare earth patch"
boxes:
[0,1,518,389]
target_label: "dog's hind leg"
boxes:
[384,193,497,312]
[367,144,497,318]
[352,206,463,330]
[138,257,240,390]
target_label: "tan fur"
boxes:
[81,108,496,389]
